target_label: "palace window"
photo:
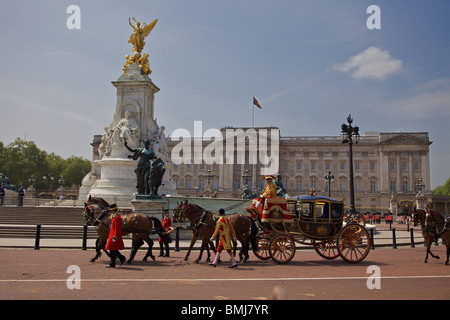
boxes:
[296,180,302,191]
[390,181,396,192]
[389,162,395,171]
[402,180,408,192]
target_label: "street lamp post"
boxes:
[340,114,360,219]
[58,176,65,188]
[43,173,54,197]
[204,169,214,197]
[415,178,425,195]
[324,171,334,198]
[242,169,252,187]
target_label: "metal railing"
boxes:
[0,223,426,251]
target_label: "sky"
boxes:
[0,0,449,188]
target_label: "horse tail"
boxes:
[148,216,172,243]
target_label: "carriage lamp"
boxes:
[340,114,360,219]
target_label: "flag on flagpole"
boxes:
[253,96,262,109]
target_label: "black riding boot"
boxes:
[159,242,164,257]
[164,242,170,257]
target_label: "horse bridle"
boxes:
[426,212,449,235]
[83,204,110,228]
[174,203,214,231]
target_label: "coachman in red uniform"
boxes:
[105,204,126,268]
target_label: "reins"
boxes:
[179,204,216,229]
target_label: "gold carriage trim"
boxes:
[261,198,295,224]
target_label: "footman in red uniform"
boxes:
[105,204,126,268]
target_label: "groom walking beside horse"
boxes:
[210,208,238,268]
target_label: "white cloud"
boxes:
[383,78,450,120]
[333,47,402,80]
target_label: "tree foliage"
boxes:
[0,138,91,192]
[432,177,450,196]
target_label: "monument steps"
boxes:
[0,206,98,239]
[0,207,85,225]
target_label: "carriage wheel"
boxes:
[269,234,296,264]
[354,213,366,227]
[313,240,339,260]
[337,224,370,263]
[253,237,271,260]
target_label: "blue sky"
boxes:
[0,0,449,188]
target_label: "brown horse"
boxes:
[425,211,450,265]
[172,200,255,263]
[83,198,169,264]
[412,209,440,263]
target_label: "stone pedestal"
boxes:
[415,192,427,211]
[87,158,137,203]
[389,192,398,219]
[131,196,167,218]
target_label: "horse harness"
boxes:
[85,205,158,235]
[425,212,450,236]
[182,205,218,233]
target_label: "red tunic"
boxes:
[159,216,172,243]
[105,213,125,251]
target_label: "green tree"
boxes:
[0,138,47,189]
[0,138,91,193]
[432,177,450,196]
[61,156,92,187]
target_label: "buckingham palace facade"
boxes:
[167,127,433,215]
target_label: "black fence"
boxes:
[0,223,427,251]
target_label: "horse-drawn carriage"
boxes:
[245,193,371,264]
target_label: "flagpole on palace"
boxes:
[252,94,254,128]
[252,95,262,128]
[252,98,255,128]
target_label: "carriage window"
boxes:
[331,204,343,219]
[315,202,329,219]
[299,203,313,218]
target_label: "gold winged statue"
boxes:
[128,17,158,54]
[124,17,158,76]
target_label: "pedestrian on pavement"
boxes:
[210,208,238,268]
[0,183,5,205]
[105,204,126,268]
[17,184,25,206]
